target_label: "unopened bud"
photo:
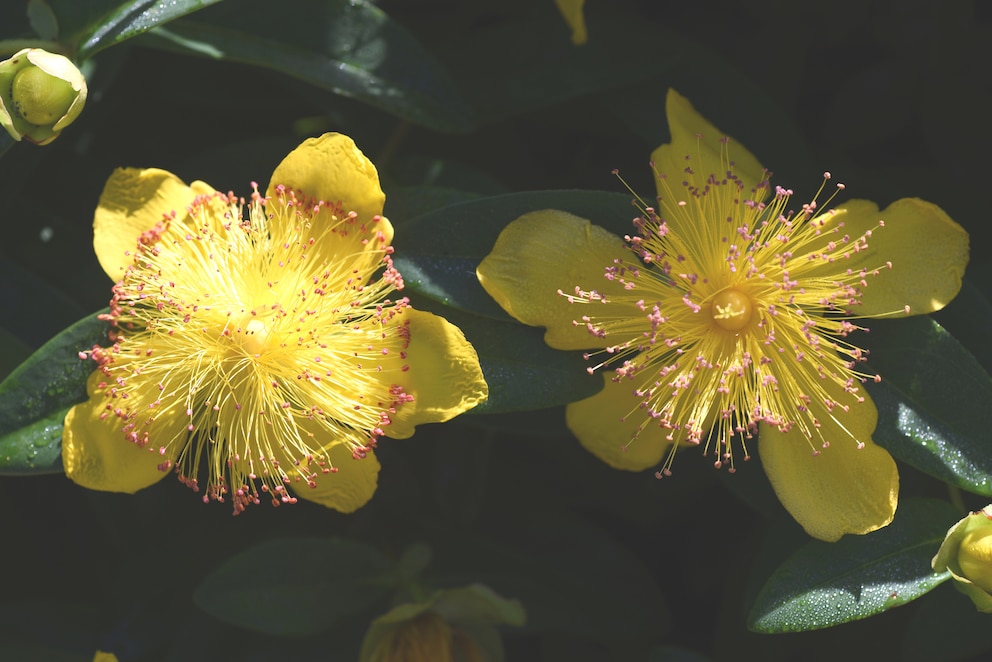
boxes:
[0,48,87,145]
[932,504,992,612]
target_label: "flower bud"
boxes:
[361,585,524,662]
[0,48,87,145]
[932,504,992,612]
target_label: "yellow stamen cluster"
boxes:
[566,145,894,475]
[91,183,412,513]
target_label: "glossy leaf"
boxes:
[140,0,475,133]
[0,312,108,475]
[193,537,394,637]
[47,0,220,58]
[393,189,636,318]
[415,301,602,413]
[866,315,992,496]
[748,498,958,633]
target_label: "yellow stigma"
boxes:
[711,288,752,332]
[240,318,268,355]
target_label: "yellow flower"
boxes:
[64,133,488,514]
[361,585,524,662]
[554,0,587,45]
[0,48,87,145]
[932,505,992,612]
[477,90,969,541]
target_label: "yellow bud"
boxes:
[933,505,992,612]
[0,48,87,145]
[957,527,992,594]
[368,611,454,662]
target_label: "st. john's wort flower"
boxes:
[477,90,968,541]
[65,133,488,514]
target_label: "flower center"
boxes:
[711,288,752,332]
[240,318,268,355]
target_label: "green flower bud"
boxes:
[932,504,992,612]
[0,48,87,145]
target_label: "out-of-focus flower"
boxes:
[0,48,87,145]
[361,585,525,662]
[477,89,969,541]
[554,0,587,45]
[64,133,488,514]
[932,505,992,612]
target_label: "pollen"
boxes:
[573,151,892,475]
[91,183,411,514]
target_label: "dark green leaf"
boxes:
[440,3,679,124]
[393,189,636,318]
[0,259,88,350]
[384,186,484,229]
[193,537,394,637]
[140,0,476,133]
[415,301,601,413]
[49,0,220,58]
[866,316,992,496]
[933,278,992,375]
[748,498,958,633]
[27,0,60,41]
[0,312,108,475]
[430,510,669,643]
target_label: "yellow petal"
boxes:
[266,133,391,243]
[266,134,393,279]
[759,386,898,542]
[650,89,766,233]
[285,440,380,514]
[384,307,488,438]
[807,197,968,317]
[62,372,176,493]
[566,374,673,470]
[477,209,641,350]
[554,0,587,45]
[93,168,198,282]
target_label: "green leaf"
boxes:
[27,0,60,41]
[0,312,108,475]
[48,0,220,59]
[193,537,394,637]
[140,0,476,133]
[415,301,600,414]
[933,278,992,375]
[865,316,992,496]
[392,189,635,318]
[747,498,958,633]
[440,3,679,124]
[430,510,669,643]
